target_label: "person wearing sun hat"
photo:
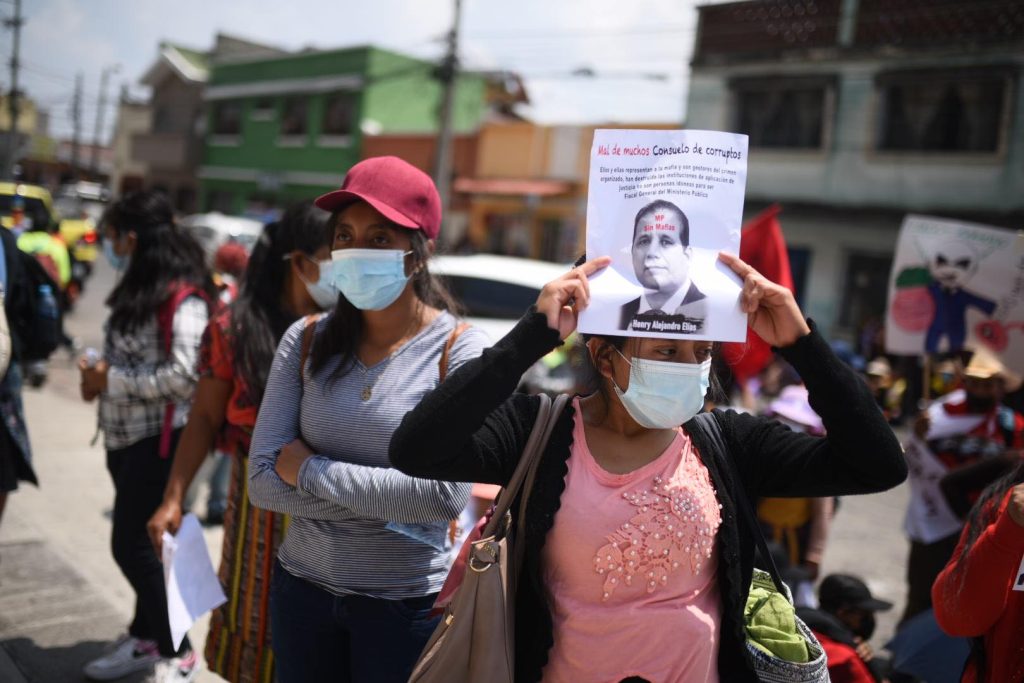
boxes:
[903,345,1024,626]
[247,156,490,682]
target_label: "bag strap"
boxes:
[438,322,470,383]
[513,393,571,577]
[691,411,787,596]
[481,393,569,542]
[298,313,322,384]
[157,285,211,459]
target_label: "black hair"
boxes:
[571,254,724,415]
[957,461,1024,575]
[104,191,217,334]
[632,199,689,246]
[578,333,726,413]
[229,202,332,402]
[309,214,462,378]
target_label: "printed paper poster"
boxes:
[886,215,1024,372]
[578,129,749,342]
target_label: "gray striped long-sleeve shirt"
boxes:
[248,311,488,599]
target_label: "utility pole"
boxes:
[90,65,118,173]
[70,72,83,180]
[431,0,462,222]
[2,0,24,180]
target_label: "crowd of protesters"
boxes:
[0,153,1006,682]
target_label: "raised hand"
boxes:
[535,257,612,340]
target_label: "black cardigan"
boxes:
[390,310,907,683]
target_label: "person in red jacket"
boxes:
[933,461,1024,683]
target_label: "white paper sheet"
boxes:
[578,128,749,342]
[162,513,227,650]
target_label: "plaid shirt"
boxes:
[99,295,209,450]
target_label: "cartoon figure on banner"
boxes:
[619,199,708,333]
[891,239,997,353]
[975,254,1024,354]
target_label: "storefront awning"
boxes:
[453,177,574,197]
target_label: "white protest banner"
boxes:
[902,391,987,544]
[579,129,748,342]
[885,215,1024,372]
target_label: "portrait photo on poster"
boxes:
[579,129,750,342]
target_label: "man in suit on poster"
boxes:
[619,199,708,333]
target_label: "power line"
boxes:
[20,61,78,84]
[466,24,697,40]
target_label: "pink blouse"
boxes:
[541,399,723,683]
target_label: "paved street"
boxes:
[0,259,912,682]
[0,261,223,683]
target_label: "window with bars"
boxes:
[875,68,1011,153]
[732,76,834,149]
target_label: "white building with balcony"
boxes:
[686,0,1024,339]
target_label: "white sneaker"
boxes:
[153,650,198,683]
[84,635,160,680]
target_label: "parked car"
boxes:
[0,182,97,307]
[431,254,585,394]
[180,212,264,261]
[53,186,105,273]
[432,254,568,342]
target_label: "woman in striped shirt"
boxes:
[247,156,489,683]
[146,203,334,683]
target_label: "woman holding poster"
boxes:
[390,252,906,682]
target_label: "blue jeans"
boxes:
[270,561,439,683]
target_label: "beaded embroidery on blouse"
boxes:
[592,455,723,601]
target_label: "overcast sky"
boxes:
[1,0,730,143]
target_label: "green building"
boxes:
[199,46,487,213]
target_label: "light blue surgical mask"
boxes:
[103,239,129,271]
[331,248,413,311]
[291,255,338,310]
[612,351,712,428]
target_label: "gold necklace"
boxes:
[357,355,394,401]
[357,309,430,401]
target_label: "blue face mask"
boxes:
[330,248,413,311]
[292,255,338,310]
[612,352,712,428]
[103,239,129,271]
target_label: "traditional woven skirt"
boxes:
[204,451,287,683]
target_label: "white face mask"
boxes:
[331,248,413,311]
[288,254,338,310]
[611,350,712,429]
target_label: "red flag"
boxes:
[722,204,793,385]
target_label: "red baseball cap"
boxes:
[314,156,442,239]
